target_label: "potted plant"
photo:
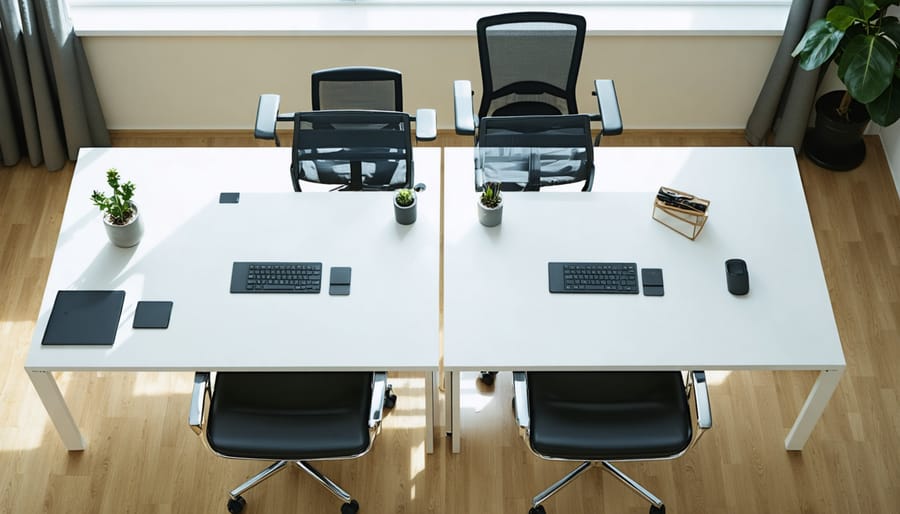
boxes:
[91,168,144,247]
[792,2,900,170]
[477,181,503,227]
[393,188,417,225]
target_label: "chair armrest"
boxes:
[369,372,388,428]
[189,372,211,435]
[453,80,476,136]
[593,80,623,136]
[691,370,712,430]
[512,372,530,429]
[414,108,437,141]
[254,94,280,140]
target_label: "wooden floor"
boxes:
[2,130,899,514]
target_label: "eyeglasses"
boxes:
[656,187,707,213]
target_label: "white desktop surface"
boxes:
[26,146,441,450]
[442,146,845,451]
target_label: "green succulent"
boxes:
[395,188,415,207]
[792,0,900,126]
[481,182,502,209]
[91,168,136,225]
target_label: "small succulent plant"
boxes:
[395,188,415,207]
[480,182,502,209]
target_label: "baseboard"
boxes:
[109,128,750,148]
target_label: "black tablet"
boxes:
[42,290,125,346]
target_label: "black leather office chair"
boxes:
[255,66,434,148]
[190,371,389,514]
[512,371,713,514]
[453,12,623,145]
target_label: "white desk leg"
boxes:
[425,371,435,454]
[27,370,85,451]
[785,368,844,451]
[451,371,461,453]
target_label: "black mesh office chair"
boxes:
[290,109,415,192]
[476,114,595,192]
[512,371,713,514]
[254,67,435,192]
[255,66,434,148]
[453,12,622,145]
[190,371,389,514]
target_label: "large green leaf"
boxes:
[844,0,879,19]
[867,79,900,125]
[838,34,897,103]
[827,6,860,30]
[793,20,844,70]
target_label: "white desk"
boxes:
[443,146,846,453]
[26,147,441,453]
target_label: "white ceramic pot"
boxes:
[477,199,503,227]
[103,202,144,248]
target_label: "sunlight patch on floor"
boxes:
[409,440,425,485]
[131,371,192,396]
[705,370,732,386]
[460,376,495,413]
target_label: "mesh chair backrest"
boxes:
[312,67,403,111]
[291,110,413,191]
[476,114,594,192]
[477,12,585,118]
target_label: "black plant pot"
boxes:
[394,198,417,225]
[804,90,869,171]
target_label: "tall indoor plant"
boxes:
[792,0,900,169]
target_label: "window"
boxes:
[68,0,791,36]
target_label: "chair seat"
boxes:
[207,372,373,461]
[527,371,692,461]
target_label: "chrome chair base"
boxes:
[531,461,665,513]
[226,460,356,514]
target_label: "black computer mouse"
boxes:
[725,259,749,295]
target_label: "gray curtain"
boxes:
[0,0,109,171]
[745,0,835,151]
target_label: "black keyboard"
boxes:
[548,262,639,294]
[230,262,322,293]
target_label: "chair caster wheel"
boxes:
[341,499,360,514]
[649,505,666,514]
[479,371,497,386]
[529,506,546,514]
[226,496,246,514]
[384,385,397,409]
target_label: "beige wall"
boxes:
[83,35,780,130]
